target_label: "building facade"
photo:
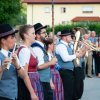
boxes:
[23,0,100,26]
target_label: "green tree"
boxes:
[0,0,26,26]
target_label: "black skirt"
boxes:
[17,77,31,100]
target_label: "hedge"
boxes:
[47,22,100,35]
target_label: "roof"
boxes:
[23,0,100,4]
[72,16,100,22]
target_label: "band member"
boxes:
[31,23,57,100]
[72,28,89,100]
[55,30,82,100]
[94,36,100,77]
[45,37,64,100]
[0,24,37,100]
[17,25,43,100]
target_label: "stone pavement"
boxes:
[81,77,100,100]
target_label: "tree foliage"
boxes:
[0,0,26,26]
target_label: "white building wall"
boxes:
[27,4,100,26]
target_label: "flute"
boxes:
[7,43,17,69]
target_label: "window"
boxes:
[61,7,66,13]
[62,21,69,24]
[44,7,51,13]
[62,21,66,24]
[82,6,93,13]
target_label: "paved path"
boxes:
[81,77,100,100]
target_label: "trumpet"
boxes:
[83,40,100,51]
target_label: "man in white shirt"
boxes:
[56,29,81,100]
[31,23,57,100]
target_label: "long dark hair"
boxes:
[44,37,54,50]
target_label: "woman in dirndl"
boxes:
[17,25,44,100]
[45,37,64,100]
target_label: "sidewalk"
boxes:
[81,77,100,100]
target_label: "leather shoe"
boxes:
[87,75,93,78]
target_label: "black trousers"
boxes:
[59,69,74,100]
[93,52,100,75]
[73,67,84,100]
[0,97,13,100]
[41,82,53,100]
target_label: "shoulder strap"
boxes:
[59,42,68,48]
[59,42,73,53]
[17,46,25,56]
[31,42,47,55]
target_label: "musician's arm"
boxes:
[0,67,3,80]
[0,67,3,73]
[56,44,76,62]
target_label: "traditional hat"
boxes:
[0,24,18,38]
[33,23,47,33]
[59,30,71,36]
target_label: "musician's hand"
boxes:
[1,58,11,71]
[30,93,38,100]
[85,45,91,51]
[75,52,82,58]
[11,53,19,68]
[79,41,82,45]
[50,57,57,65]
[50,78,55,90]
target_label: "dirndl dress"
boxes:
[27,54,44,100]
[17,46,44,100]
[28,71,44,100]
[51,65,64,100]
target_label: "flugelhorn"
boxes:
[73,27,88,67]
